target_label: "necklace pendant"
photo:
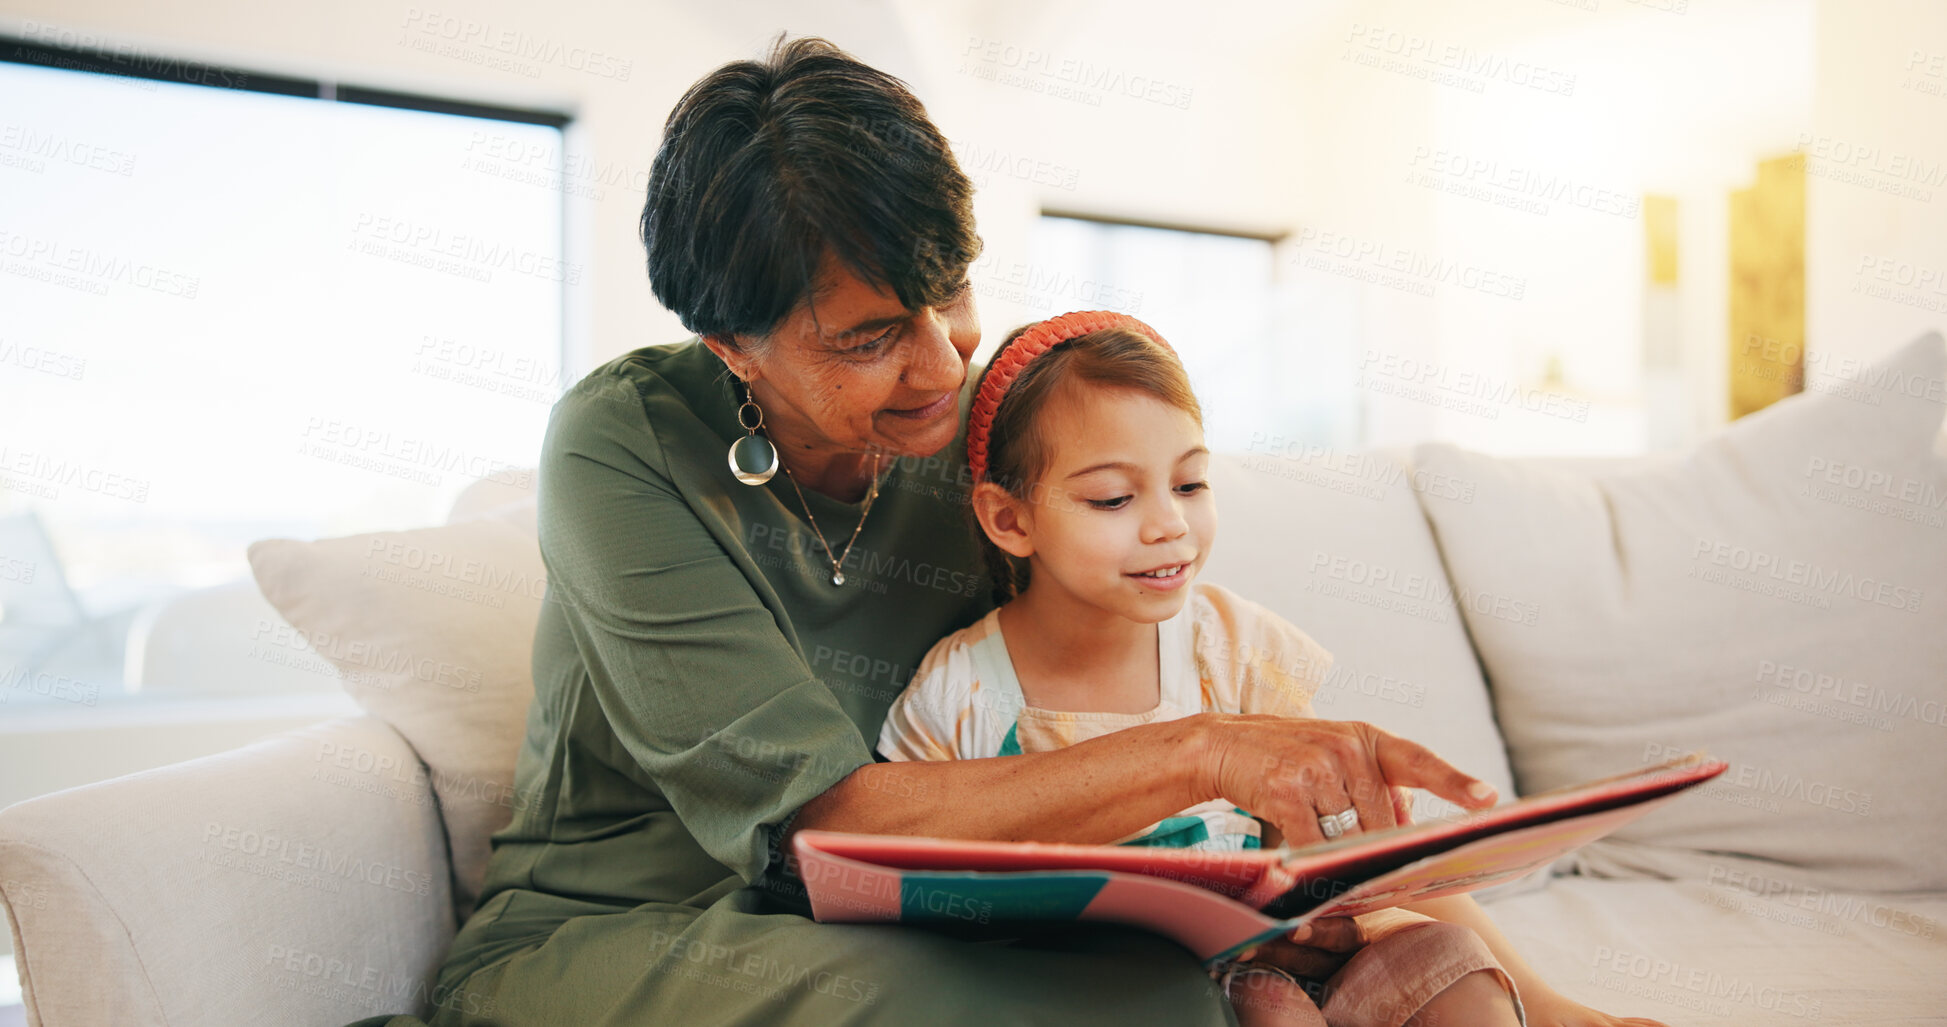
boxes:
[832,570,845,586]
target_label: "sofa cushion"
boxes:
[246,498,543,918]
[1487,876,1947,1023]
[1203,449,1518,820]
[1413,330,1947,891]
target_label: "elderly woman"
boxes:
[349,37,1515,1027]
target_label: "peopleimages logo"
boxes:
[1243,435,1478,504]
[1753,659,1947,730]
[201,822,434,896]
[1292,228,1528,301]
[959,37,1195,110]
[0,339,87,380]
[1706,864,1938,939]
[399,8,634,80]
[1793,133,1947,198]
[299,417,533,489]
[0,229,200,298]
[1307,551,1540,627]
[1342,23,1577,96]
[1641,743,1872,816]
[1356,350,1587,422]
[348,213,583,285]
[1405,147,1640,219]
[1588,946,1821,1020]
[0,124,137,176]
[0,444,151,502]
[1689,539,1924,613]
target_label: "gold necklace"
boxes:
[781,453,886,586]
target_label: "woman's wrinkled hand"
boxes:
[1195,714,1497,847]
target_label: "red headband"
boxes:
[966,309,1175,485]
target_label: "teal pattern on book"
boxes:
[899,874,1107,922]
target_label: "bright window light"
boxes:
[1029,214,1356,454]
[0,56,566,706]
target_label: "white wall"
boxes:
[1282,0,1814,454]
[1,0,1315,375]
[22,0,1919,458]
[1807,0,1947,383]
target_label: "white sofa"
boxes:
[4,333,1945,1026]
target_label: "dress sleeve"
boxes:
[876,640,966,762]
[1238,614,1330,719]
[537,373,875,885]
[1195,584,1332,720]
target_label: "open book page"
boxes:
[1246,750,1721,916]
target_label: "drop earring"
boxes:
[728,378,779,485]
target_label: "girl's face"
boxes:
[992,383,1215,624]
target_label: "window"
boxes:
[0,39,568,707]
[1025,213,1358,455]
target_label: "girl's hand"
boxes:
[1195,714,1495,846]
[1520,985,1672,1027]
[1235,917,1367,980]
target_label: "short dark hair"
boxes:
[641,35,981,345]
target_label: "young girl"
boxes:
[876,312,1668,1027]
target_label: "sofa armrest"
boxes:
[0,715,456,1027]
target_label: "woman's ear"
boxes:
[700,334,760,385]
[971,480,1035,559]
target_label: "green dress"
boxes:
[346,340,1236,1026]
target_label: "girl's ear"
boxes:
[971,480,1035,559]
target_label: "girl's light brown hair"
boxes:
[970,321,1203,608]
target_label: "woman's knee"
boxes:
[795,922,1234,1025]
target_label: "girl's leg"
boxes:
[1314,920,1525,1027]
[1408,969,1521,1027]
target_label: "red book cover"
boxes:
[792,753,1727,965]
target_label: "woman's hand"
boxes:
[1195,714,1497,846]
[1518,985,1672,1027]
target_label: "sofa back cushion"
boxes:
[1204,449,1517,817]
[1413,330,1947,891]
[247,497,543,918]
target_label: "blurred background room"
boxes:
[1,0,1943,1018]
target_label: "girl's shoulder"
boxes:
[903,608,1003,694]
[1184,580,1299,642]
[919,606,1000,659]
[879,610,1013,759]
[1185,581,1334,698]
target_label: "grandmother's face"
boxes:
[718,256,979,463]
